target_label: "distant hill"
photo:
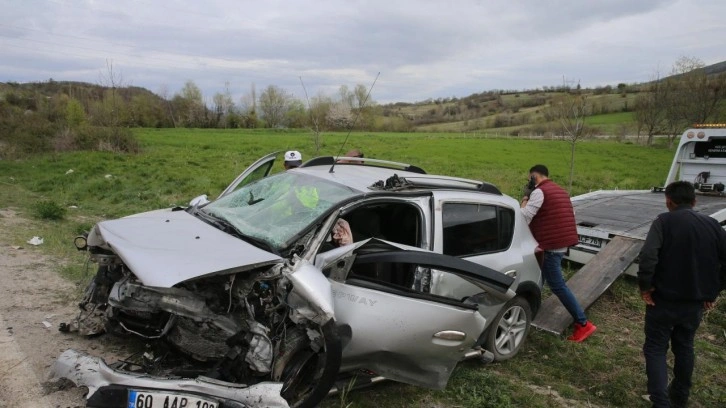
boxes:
[377,59,726,134]
[0,80,165,106]
[704,60,726,76]
[3,59,724,136]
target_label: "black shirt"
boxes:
[638,205,726,302]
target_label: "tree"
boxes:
[635,71,666,146]
[173,80,207,127]
[635,57,726,148]
[258,85,290,128]
[97,59,123,126]
[665,57,726,133]
[212,84,235,128]
[327,102,352,130]
[65,98,86,129]
[546,94,589,192]
[338,85,354,109]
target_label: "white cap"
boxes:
[284,150,302,166]
[285,150,302,161]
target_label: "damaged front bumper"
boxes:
[49,349,290,408]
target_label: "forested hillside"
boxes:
[1,58,725,158]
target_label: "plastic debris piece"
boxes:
[11,246,22,250]
[27,236,44,246]
[42,321,52,329]
[68,205,78,209]
[104,174,113,179]
[65,169,74,175]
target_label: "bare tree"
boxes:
[338,85,354,108]
[666,56,726,127]
[635,72,666,146]
[636,57,726,148]
[212,82,235,128]
[174,80,206,127]
[353,84,367,110]
[299,77,324,153]
[547,94,589,192]
[258,85,290,128]
[97,59,124,126]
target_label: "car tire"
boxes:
[276,320,342,408]
[484,296,532,361]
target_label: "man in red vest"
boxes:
[521,164,597,342]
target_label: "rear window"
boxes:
[442,203,514,257]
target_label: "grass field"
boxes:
[1,129,724,407]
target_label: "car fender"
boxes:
[286,259,335,325]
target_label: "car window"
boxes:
[204,172,358,249]
[442,203,514,257]
[232,161,273,192]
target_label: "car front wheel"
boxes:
[484,296,532,361]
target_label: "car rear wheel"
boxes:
[484,296,532,361]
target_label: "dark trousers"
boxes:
[643,300,703,408]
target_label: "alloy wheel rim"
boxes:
[494,305,528,355]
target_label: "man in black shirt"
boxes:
[638,181,726,408]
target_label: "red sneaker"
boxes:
[567,321,597,342]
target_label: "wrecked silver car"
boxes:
[54,154,542,408]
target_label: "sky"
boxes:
[1,0,725,104]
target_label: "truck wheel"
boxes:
[484,296,532,361]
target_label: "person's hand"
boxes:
[641,288,655,306]
[520,197,529,208]
[704,301,716,310]
[332,219,353,246]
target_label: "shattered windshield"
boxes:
[203,172,358,249]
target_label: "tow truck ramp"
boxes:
[532,236,643,335]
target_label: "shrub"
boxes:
[32,200,67,220]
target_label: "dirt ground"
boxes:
[0,209,132,408]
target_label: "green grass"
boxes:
[585,111,636,126]
[0,128,723,408]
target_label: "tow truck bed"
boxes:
[569,189,726,276]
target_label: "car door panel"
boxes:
[331,279,486,389]
[320,242,514,389]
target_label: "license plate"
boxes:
[128,389,218,408]
[578,235,604,248]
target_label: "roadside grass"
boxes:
[1,128,723,407]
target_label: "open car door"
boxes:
[218,151,279,199]
[317,239,515,390]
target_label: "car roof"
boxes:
[292,158,503,196]
[292,163,427,192]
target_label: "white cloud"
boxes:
[1,0,724,103]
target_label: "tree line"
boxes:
[635,57,726,147]
[0,75,387,157]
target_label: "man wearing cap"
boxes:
[284,150,303,170]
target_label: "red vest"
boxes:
[529,179,579,250]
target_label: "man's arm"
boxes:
[638,217,663,304]
[520,188,543,224]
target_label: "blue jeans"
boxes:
[643,300,703,408]
[542,251,587,325]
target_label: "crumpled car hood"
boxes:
[88,209,282,288]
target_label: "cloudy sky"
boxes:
[1,0,724,104]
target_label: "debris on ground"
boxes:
[26,236,44,246]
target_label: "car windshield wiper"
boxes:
[194,209,277,254]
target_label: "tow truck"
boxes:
[533,125,726,334]
[567,125,726,276]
